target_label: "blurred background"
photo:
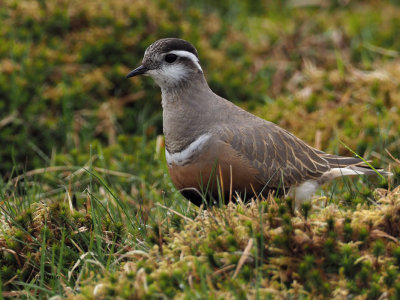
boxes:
[1,0,399,199]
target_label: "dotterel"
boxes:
[126,38,391,207]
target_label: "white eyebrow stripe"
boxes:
[168,50,203,72]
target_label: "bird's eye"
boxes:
[165,54,177,63]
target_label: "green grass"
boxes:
[1,0,400,298]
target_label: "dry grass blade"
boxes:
[155,203,194,222]
[385,149,400,165]
[0,247,22,268]
[67,252,94,281]
[12,166,135,183]
[112,250,150,267]
[0,112,17,129]
[213,264,236,276]
[2,291,29,297]
[232,238,253,279]
[370,229,398,243]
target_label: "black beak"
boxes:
[126,65,148,78]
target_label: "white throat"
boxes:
[148,64,189,88]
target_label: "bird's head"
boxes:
[126,38,203,89]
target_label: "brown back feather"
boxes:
[218,122,331,188]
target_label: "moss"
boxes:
[393,247,400,267]
[372,240,385,259]
[60,186,399,298]
[384,269,397,288]
[358,227,369,243]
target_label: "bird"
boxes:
[126,38,392,207]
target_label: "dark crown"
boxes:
[147,38,199,58]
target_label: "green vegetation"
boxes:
[1,0,400,298]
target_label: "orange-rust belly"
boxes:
[167,157,263,203]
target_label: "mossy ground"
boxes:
[1,0,400,298]
[73,187,400,299]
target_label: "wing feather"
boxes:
[219,122,330,188]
